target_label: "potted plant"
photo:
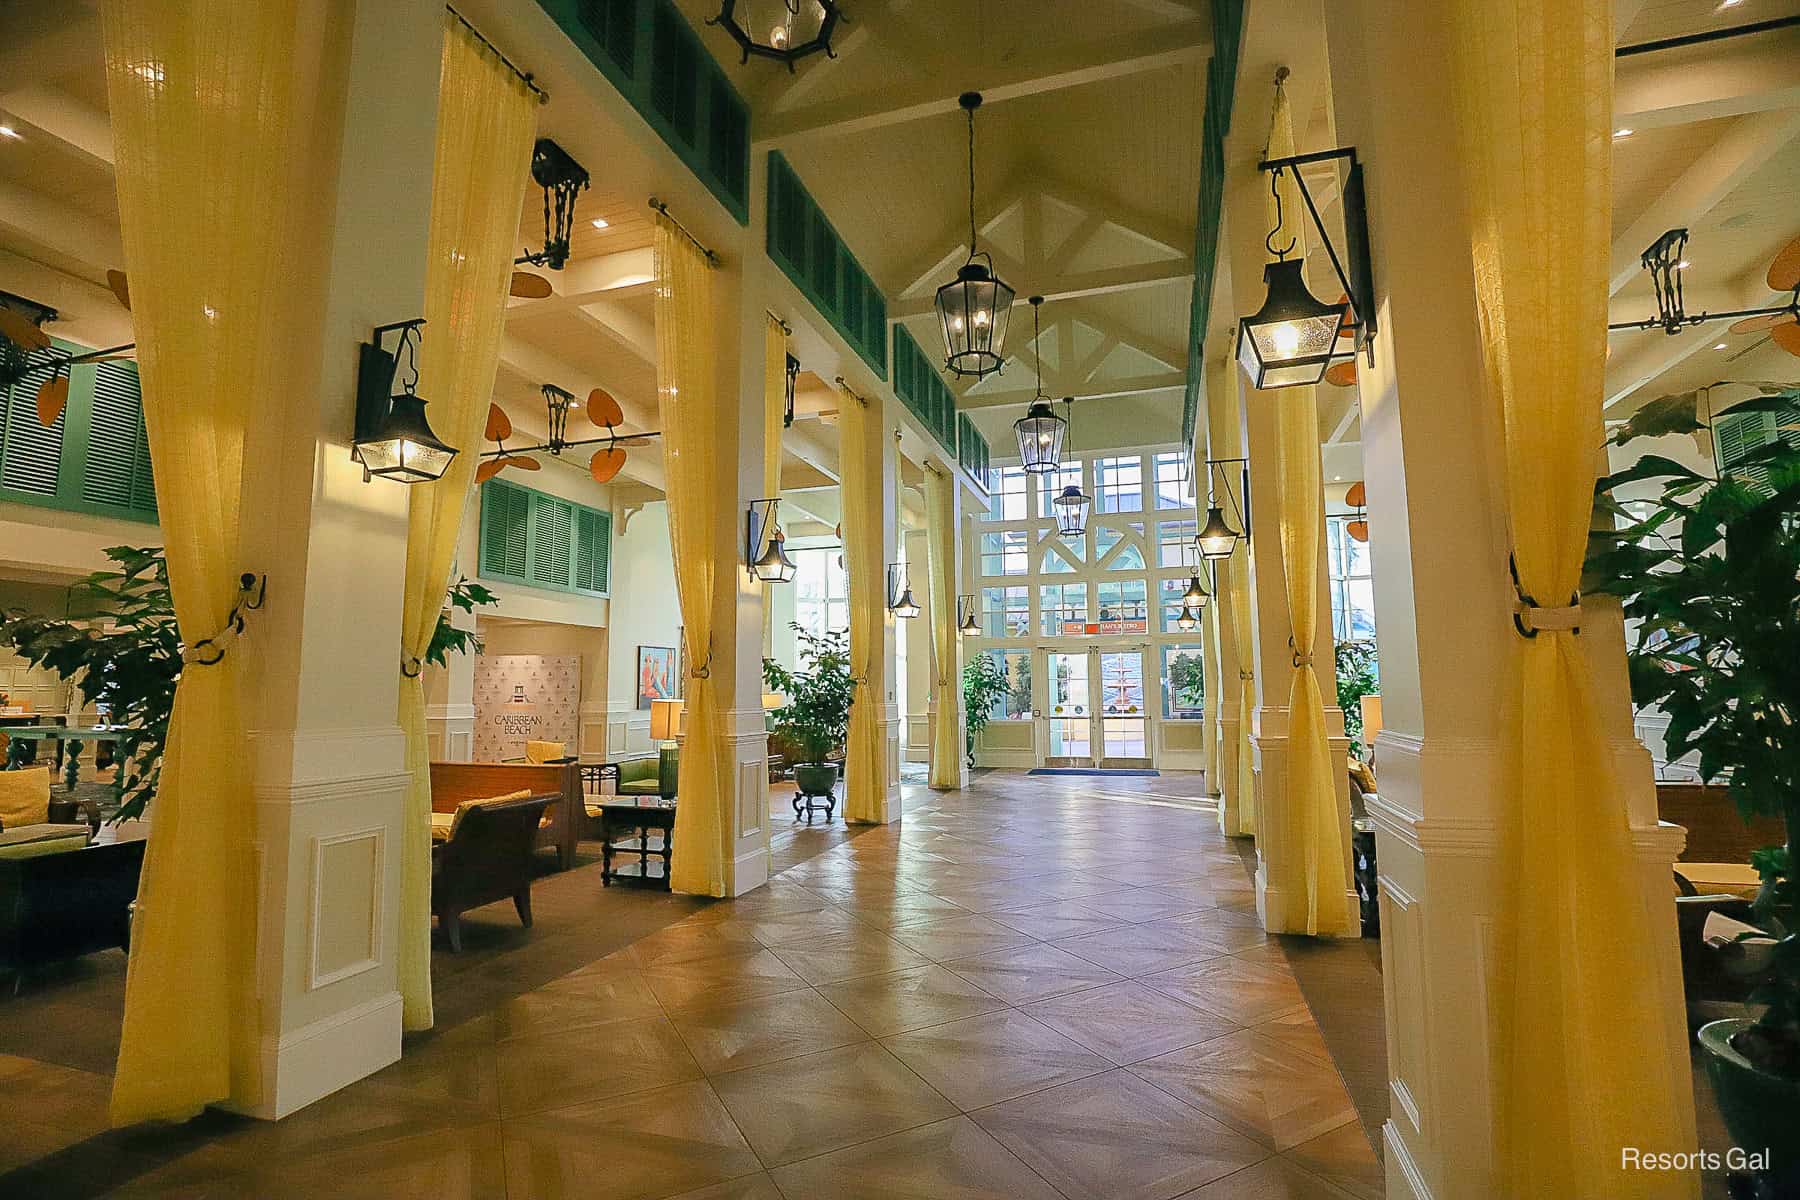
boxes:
[1586,383,1800,1187]
[962,651,1013,769]
[763,624,856,798]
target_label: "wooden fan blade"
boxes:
[36,374,68,426]
[1728,312,1790,335]
[1344,480,1366,508]
[484,402,513,442]
[614,435,656,446]
[0,306,51,351]
[505,455,542,471]
[1324,361,1357,387]
[510,270,552,299]
[1335,294,1355,337]
[1347,519,1369,543]
[589,447,626,484]
[475,458,506,484]
[587,388,625,428]
[107,269,131,311]
[1768,234,1800,293]
[1773,320,1800,357]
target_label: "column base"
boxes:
[233,991,401,1120]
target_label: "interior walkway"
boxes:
[0,770,1383,1199]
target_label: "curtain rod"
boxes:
[1616,14,1800,57]
[834,377,870,408]
[445,5,549,104]
[768,311,793,335]
[649,199,721,266]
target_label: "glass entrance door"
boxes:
[1097,650,1151,767]
[1043,651,1092,765]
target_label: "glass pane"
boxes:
[1047,652,1090,758]
[1099,652,1144,715]
[1040,583,1088,636]
[985,649,1033,719]
[1160,577,1195,632]
[1095,528,1123,559]
[1108,544,1146,571]
[1153,451,1194,510]
[1346,577,1378,640]
[1157,520,1197,567]
[1102,718,1147,758]
[1162,644,1204,719]
[1040,547,1075,573]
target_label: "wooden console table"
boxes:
[593,797,675,890]
[4,725,139,795]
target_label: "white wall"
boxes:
[604,499,683,757]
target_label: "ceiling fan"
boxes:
[0,287,136,426]
[510,139,591,301]
[1609,229,1800,359]
[478,384,659,485]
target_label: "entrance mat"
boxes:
[1027,768,1161,777]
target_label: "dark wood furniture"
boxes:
[792,784,836,822]
[430,761,581,871]
[1658,782,1785,865]
[430,793,556,952]
[593,797,676,890]
[0,826,146,975]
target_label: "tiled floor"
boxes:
[0,770,1385,1200]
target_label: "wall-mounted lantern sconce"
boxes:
[1180,557,1211,609]
[1236,146,1376,390]
[888,563,921,619]
[746,497,796,583]
[354,319,458,483]
[956,595,980,634]
[1197,458,1249,559]
[1175,604,1202,633]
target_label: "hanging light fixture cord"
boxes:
[966,103,979,257]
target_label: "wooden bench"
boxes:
[429,761,581,871]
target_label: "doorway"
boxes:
[1037,647,1152,768]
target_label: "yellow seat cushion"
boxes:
[0,767,52,830]
[447,789,533,841]
[1676,862,1764,900]
[525,740,566,764]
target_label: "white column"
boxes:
[903,526,932,764]
[1319,2,1693,1195]
[230,0,440,1119]
[1205,345,1247,831]
[874,405,903,817]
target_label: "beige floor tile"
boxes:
[251,1120,509,1200]
[639,948,811,1009]
[881,1009,1113,1110]
[1175,1157,1364,1199]
[1022,980,1240,1065]
[972,1069,1268,1199]
[665,1172,787,1200]
[940,942,1124,1004]
[495,1017,701,1116]
[493,980,658,1043]
[1284,1119,1384,1199]
[1131,1030,1360,1151]
[501,1079,760,1200]
[768,1115,1064,1200]
[816,964,1011,1036]
[887,914,1041,961]
[838,890,973,930]
[1140,956,1309,1025]
[1254,1008,1335,1066]
[988,903,1133,942]
[709,1040,957,1166]
[625,921,769,969]
[1076,890,1214,923]
[666,987,870,1074]
[768,928,933,985]
[1051,922,1224,977]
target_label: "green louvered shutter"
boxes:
[1,353,66,497]
[530,493,573,589]
[82,360,155,515]
[480,480,531,583]
[574,507,611,595]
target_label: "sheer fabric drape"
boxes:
[762,316,786,655]
[655,216,729,896]
[1208,354,1256,837]
[1447,1,1691,1191]
[102,0,327,1124]
[839,388,888,822]
[397,16,538,1032]
[924,465,960,789]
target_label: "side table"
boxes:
[594,797,676,890]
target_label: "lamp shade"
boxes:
[1014,401,1067,474]
[650,698,685,743]
[1235,258,1348,389]
[936,261,1014,379]
[1196,504,1240,559]
[891,586,921,619]
[1175,604,1200,632]
[1360,693,1383,751]
[1051,483,1091,537]
[712,0,841,66]
[751,526,797,583]
[959,607,979,634]
[355,392,458,483]
[1182,572,1210,607]
[761,691,786,710]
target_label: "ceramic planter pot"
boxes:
[1699,1018,1800,1185]
[793,762,839,798]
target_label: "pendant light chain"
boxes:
[966,102,979,257]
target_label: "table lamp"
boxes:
[1359,694,1383,768]
[649,698,684,801]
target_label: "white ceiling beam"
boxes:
[890,258,1192,319]
[0,179,123,274]
[574,298,656,364]
[1613,24,1800,131]
[1604,275,1783,412]
[0,85,112,166]
[0,247,129,349]
[0,8,98,93]
[754,22,1212,147]
[953,370,1186,411]
[505,247,656,313]
[1111,0,1209,18]
[1034,172,1192,259]
[1609,109,1800,294]
[894,179,1031,296]
[782,417,841,484]
[1614,0,1650,40]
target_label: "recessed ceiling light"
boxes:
[1718,0,1744,8]
[590,217,609,230]
[1715,342,1729,350]
[1677,259,1691,270]
[1613,127,1633,139]
[0,125,20,140]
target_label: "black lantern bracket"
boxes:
[746,497,781,577]
[1257,146,1379,365]
[1203,456,1252,546]
[516,139,590,273]
[354,318,427,463]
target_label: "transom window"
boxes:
[985,465,1030,520]
[982,585,1030,637]
[1096,578,1148,622]
[1040,582,1089,635]
[1094,456,1143,513]
[980,531,1029,576]
[1156,520,1197,568]
[1152,451,1195,510]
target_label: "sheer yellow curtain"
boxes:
[1266,83,1347,933]
[397,17,537,1033]
[839,387,888,822]
[1447,3,1692,1192]
[103,0,326,1124]
[656,215,728,896]
[1209,353,1256,837]
[762,315,786,655]
[924,464,960,789]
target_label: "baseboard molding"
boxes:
[237,990,401,1121]
[1384,1120,1435,1200]
[730,844,770,897]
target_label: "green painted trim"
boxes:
[477,478,612,599]
[0,339,158,525]
[1182,0,1247,451]
[766,151,888,379]
[534,0,750,224]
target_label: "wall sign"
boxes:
[474,654,581,761]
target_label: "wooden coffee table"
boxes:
[594,797,676,890]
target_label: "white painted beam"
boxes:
[889,258,1192,318]
[0,85,112,166]
[953,371,1186,411]
[1604,275,1784,412]
[1614,24,1800,130]
[0,179,123,273]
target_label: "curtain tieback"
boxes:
[1509,553,1581,638]
[182,572,267,666]
[689,641,713,680]
[1239,670,1254,682]
[1288,637,1313,669]
[401,656,424,678]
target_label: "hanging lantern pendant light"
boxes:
[1013,296,1067,474]
[936,92,1016,379]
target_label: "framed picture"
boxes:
[637,645,676,710]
